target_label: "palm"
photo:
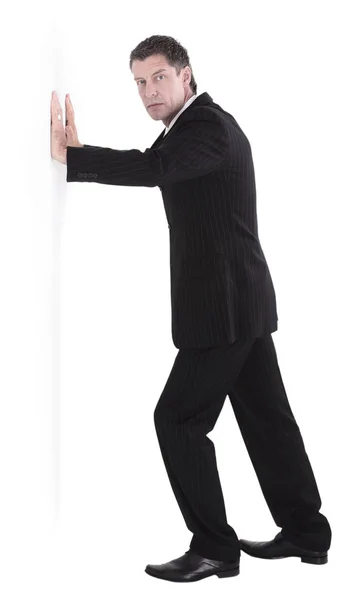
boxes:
[51,91,67,160]
[53,126,66,150]
[51,91,81,163]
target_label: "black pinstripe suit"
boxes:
[66,93,331,562]
[67,92,278,349]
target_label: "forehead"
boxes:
[132,54,170,78]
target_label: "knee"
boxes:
[153,402,167,431]
[153,400,176,433]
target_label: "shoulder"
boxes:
[182,104,227,125]
[176,105,230,140]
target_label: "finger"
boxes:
[65,125,76,145]
[51,91,62,120]
[65,94,77,131]
[51,91,63,129]
[65,124,72,138]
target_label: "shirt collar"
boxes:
[163,93,198,136]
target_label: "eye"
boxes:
[137,74,165,86]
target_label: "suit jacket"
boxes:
[66,91,278,349]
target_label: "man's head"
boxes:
[129,35,198,128]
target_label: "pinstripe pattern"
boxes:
[66,92,278,349]
[66,99,332,563]
[154,333,332,561]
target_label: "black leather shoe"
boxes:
[238,532,328,565]
[145,549,240,582]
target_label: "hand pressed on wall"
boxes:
[50,91,83,165]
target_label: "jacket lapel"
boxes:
[149,92,214,150]
[150,128,166,149]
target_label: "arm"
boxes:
[66,108,229,187]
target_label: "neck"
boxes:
[163,91,195,128]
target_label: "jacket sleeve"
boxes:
[66,108,229,187]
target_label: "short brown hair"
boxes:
[129,35,197,94]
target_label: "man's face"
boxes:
[132,54,194,127]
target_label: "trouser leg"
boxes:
[153,336,256,562]
[228,333,332,551]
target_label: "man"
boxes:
[51,35,332,583]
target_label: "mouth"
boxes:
[148,103,163,108]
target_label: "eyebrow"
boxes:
[134,69,167,81]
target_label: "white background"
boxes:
[0,0,360,598]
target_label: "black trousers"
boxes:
[153,333,332,562]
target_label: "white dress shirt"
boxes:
[163,93,199,137]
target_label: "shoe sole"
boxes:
[216,565,240,577]
[145,564,240,582]
[240,547,328,565]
